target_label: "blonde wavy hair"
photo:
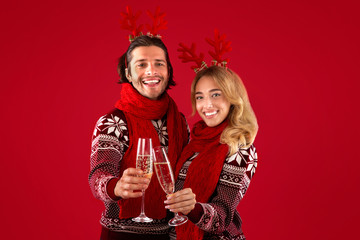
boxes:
[191,66,258,155]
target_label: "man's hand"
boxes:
[164,188,196,215]
[114,168,150,199]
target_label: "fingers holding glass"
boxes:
[164,188,196,215]
[115,168,151,199]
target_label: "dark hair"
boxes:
[117,35,175,89]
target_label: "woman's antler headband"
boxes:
[119,6,168,42]
[177,29,232,73]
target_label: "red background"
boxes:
[1,0,359,239]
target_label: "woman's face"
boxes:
[195,76,231,127]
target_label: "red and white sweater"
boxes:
[171,144,258,240]
[89,108,189,235]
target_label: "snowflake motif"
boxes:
[152,119,168,145]
[246,147,258,178]
[93,115,107,136]
[94,114,128,140]
[226,153,239,165]
[226,146,249,165]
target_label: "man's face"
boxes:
[126,46,169,100]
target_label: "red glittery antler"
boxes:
[146,7,168,36]
[177,42,207,72]
[205,29,232,66]
[119,6,144,41]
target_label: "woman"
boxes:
[165,66,259,239]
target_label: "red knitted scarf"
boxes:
[174,120,229,240]
[115,83,188,219]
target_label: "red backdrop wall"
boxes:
[1,0,359,239]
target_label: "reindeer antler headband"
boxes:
[177,29,232,73]
[119,6,168,42]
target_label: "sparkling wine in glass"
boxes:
[132,138,153,223]
[153,146,188,226]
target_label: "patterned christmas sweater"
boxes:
[89,108,189,235]
[170,144,258,240]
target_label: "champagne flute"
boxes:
[152,146,188,226]
[132,138,153,223]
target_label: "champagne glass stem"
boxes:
[140,190,145,216]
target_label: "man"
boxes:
[89,35,189,239]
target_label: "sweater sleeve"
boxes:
[88,110,129,203]
[191,145,258,233]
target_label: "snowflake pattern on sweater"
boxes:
[89,108,186,234]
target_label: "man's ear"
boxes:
[125,68,132,82]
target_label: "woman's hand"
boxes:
[164,188,196,215]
